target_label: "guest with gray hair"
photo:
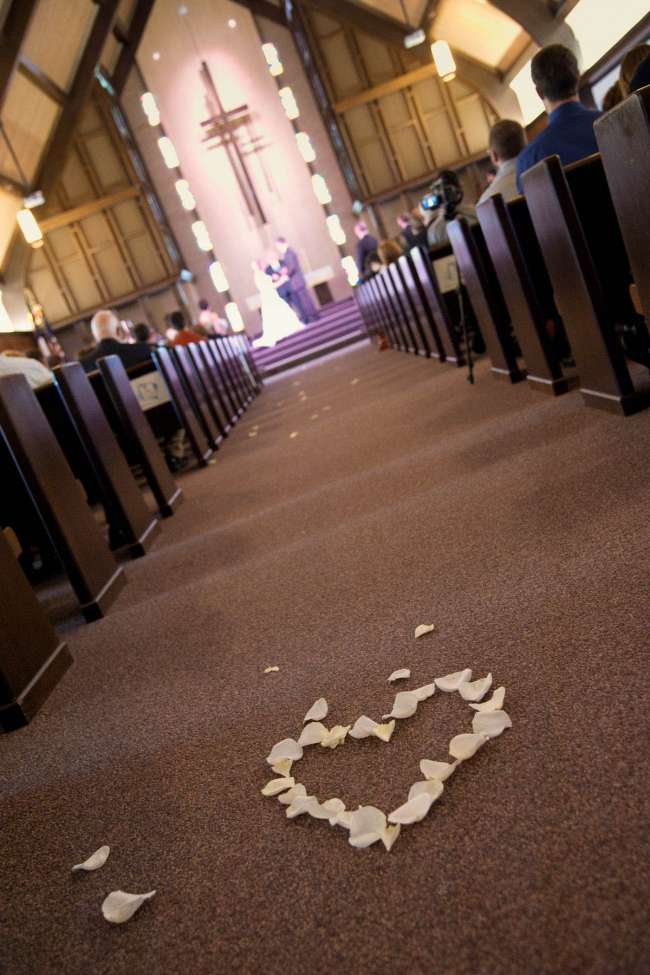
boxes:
[81,309,153,373]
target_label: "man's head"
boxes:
[168,310,186,332]
[198,298,210,311]
[275,236,288,256]
[531,45,581,112]
[133,322,151,343]
[354,221,368,240]
[90,309,120,343]
[488,119,526,167]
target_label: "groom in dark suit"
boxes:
[276,237,319,323]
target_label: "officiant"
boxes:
[275,237,319,324]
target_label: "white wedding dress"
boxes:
[252,267,305,349]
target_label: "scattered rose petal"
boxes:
[472,710,512,739]
[320,725,350,749]
[459,673,493,702]
[71,846,110,872]
[435,668,472,692]
[321,798,346,825]
[323,405,332,412]
[350,378,359,386]
[289,432,298,439]
[349,715,378,739]
[310,414,319,420]
[285,796,319,819]
[372,720,395,743]
[101,890,156,925]
[388,669,411,682]
[383,691,419,720]
[334,810,353,829]
[407,779,444,803]
[303,698,328,723]
[413,683,436,702]
[414,624,435,639]
[278,784,307,806]
[271,758,293,777]
[248,431,257,438]
[263,666,280,674]
[298,722,327,747]
[348,806,387,848]
[266,738,303,766]
[420,759,457,782]
[470,686,506,712]
[261,776,295,797]
[449,733,486,761]
[388,792,435,825]
[381,825,401,851]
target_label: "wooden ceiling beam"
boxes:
[0,0,39,113]
[230,0,287,27]
[298,0,409,47]
[111,0,155,96]
[419,0,438,31]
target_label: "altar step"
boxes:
[251,297,368,377]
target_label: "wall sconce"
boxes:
[141,91,160,126]
[191,220,212,251]
[225,301,245,332]
[175,178,196,210]
[209,261,230,293]
[341,256,359,286]
[295,131,316,163]
[326,214,346,246]
[17,208,43,247]
[158,136,180,169]
[431,40,456,82]
[279,86,299,120]
[311,174,331,205]
[262,42,284,77]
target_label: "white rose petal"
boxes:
[372,720,396,743]
[348,806,387,848]
[320,725,350,749]
[101,890,156,924]
[413,683,436,702]
[383,691,419,720]
[271,758,293,777]
[321,798,346,826]
[449,733,486,761]
[266,738,303,766]
[298,722,328,747]
[381,825,401,851]
[263,666,279,673]
[407,779,445,803]
[470,686,506,713]
[435,668,472,692]
[414,624,435,639]
[388,792,435,825]
[71,845,110,872]
[388,669,411,683]
[285,795,319,819]
[459,673,493,702]
[472,710,512,739]
[420,759,457,782]
[278,783,307,806]
[333,810,353,829]
[261,776,295,797]
[349,715,379,739]
[303,698,328,723]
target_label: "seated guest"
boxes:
[426,170,477,248]
[629,52,650,92]
[397,213,418,250]
[0,350,52,389]
[516,45,602,192]
[477,119,526,206]
[168,309,202,346]
[133,321,162,346]
[620,44,650,96]
[81,309,153,373]
[378,239,403,266]
[602,83,624,112]
[354,221,379,279]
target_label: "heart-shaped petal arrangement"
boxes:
[261,668,511,851]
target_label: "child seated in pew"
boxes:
[477,120,527,206]
[516,45,602,193]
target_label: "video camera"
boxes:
[421,170,464,218]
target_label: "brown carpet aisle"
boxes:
[1,344,649,975]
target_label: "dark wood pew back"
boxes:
[152,347,213,467]
[408,246,464,364]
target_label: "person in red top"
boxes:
[168,309,201,346]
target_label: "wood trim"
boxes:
[17,55,66,105]
[39,186,140,233]
[50,273,180,329]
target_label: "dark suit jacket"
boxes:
[266,263,292,301]
[356,234,379,275]
[282,247,306,291]
[82,338,153,373]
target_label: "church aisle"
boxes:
[1,345,649,975]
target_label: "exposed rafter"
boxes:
[489,0,576,51]
[230,0,287,27]
[0,0,38,113]
[419,0,438,31]
[112,0,156,95]
[298,0,409,47]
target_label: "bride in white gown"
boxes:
[251,260,305,349]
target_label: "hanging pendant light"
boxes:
[431,40,456,83]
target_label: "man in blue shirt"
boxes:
[516,45,601,193]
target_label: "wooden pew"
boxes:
[0,374,126,622]
[396,253,440,358]
[368,274,401,350]
[187,342,231,439]
[354,283,377,344]
[54,362,160,558]
[382,265,420,354]
[205,339,242,424]
[375,269,413,352]
[408,246,465,365]
[447,217,525,383]
[98,355,184,516]
[595,86,650,329]
[477,194,576,396]
[0,529,73,732]
[387,261,430,356]
[152,347,213,467]
[232,333,262,390]
[522,153,650,416]
[217,336,252,411]
[172,345,223,449]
